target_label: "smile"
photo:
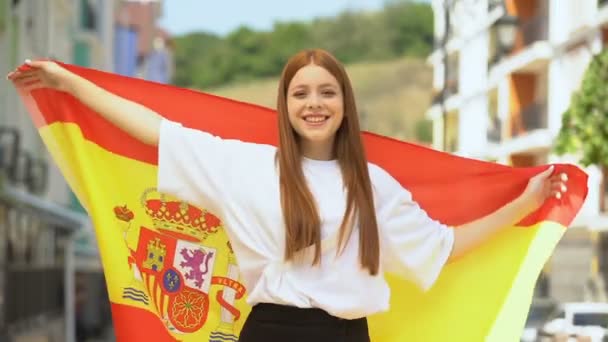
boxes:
[303,115,329,124]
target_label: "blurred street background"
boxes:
[1,0,608,341]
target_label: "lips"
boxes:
[302,114,329,124]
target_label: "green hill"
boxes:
[205,57,432,143]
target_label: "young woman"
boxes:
[7,49,567,342]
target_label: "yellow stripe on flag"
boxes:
[41,122,251,339]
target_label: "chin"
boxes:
[302,132,332,142]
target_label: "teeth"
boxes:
[305,116,327,123]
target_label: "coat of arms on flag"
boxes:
[113,189,246,340]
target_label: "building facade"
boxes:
[428,0,608,302]
[0,0,172,340]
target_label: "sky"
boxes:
[158,0,426,36]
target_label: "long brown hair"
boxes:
[276,49,380,275]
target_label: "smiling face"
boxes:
[286,63,344,160]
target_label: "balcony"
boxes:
[487,89,501,143]
[603,188,608,214]
[431,71,459,106]
[602,167,608,213]
[445,111,460,153]
[520,15,548,46]
[445,53,460,98]
[509,102,547,138]
[445,75,459,98]
[487,116,502,143]
[488,0,503,11]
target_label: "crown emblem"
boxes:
[141,189,223,242]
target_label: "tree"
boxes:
[415,119,433,144]
[383,0,434,57]
[554,48,608,210]
[170,1,433,89]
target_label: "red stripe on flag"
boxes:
[111,303,178,341]
[27,63,278,166]
[22,63,588,227]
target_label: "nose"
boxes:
[307,93,321,109]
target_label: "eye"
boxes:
[321,90,336,97]
[292,91,306,98]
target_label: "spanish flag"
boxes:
[14,63,588,341]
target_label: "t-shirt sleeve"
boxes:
[157,118,240,215]
[372,165,454,291]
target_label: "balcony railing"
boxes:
[510,102,548,138]
[488,0,503,11]
[431,73,459,106]
[601,166,608,213]
[5,267,64,325]
[445,75,459,98]
[521,15,548,46]
[487,116,502,143]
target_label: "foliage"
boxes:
[171,0,433,89]
[554,49,608,168]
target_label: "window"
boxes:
[552,310,565,320]
[573,313,608,328]
[80,0,97,31]
[23,0,50,55]
[526,300,557,326]
[73,40,91,67]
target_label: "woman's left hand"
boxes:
[450,165,569,260]
[520,165,568,211]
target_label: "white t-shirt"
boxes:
[157,119,454,320]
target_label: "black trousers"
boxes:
[238,303,370,342]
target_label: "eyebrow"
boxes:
[289,83,338,91]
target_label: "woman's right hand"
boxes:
[7,58,162,146]
[7,60,74,93]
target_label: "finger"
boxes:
[17,64,31,72]
[551,182,567,193]
[13,77,41,89]
[6,70,22,80]
[535,165,555,180]
[11,72,38,82]
[23,81,46,92]
[11,69,38,79]
[552,190,562,200]
[13,74,37,84]
[554,182,567,192]
[17,78,43,91]
[25,59,48,69]
[549,173,568,182]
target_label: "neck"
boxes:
[300,140,335,160]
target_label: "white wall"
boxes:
[457,27,489,155]
[430,0,493,155]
